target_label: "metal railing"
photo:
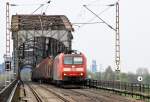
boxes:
[84,79,150,101]
[0,80,18,102]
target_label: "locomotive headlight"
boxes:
[80,73,83,76]
[64,73,67,76]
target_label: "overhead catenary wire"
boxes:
[73,0,120,32]
[72,22,104,25]
[82,0,101,6]
[32,4,44,14]
[10,1,51,14]
[75,5,113,30]
[83,0,119,7]
[32,0,51,14]
[77,1,121,76]
[44,1,51,13]
[10,3,44,6]
[73,22,104,28]
[40,0,51,14]
[83,5,116,31]
[76,0,108,25]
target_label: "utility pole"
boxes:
[6,2,10,57]
[83,2,121,81]
[115,2,121,81]
[4,2,11,86]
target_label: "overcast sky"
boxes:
[0,0,150,73]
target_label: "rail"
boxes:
[84,79,150,101]
[27,84,43,102]
[40,85,70,102]
[0,80,18,102]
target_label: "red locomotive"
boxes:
[31,51,87,84]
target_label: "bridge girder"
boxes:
[11,15,74,79]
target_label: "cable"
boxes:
[44,1,51,13]
[32,0,51,14]
[32,4,44,14]
[72,22,104,25]
[86,0,101,6]
[83,5,116,31]
[75,5,113,30]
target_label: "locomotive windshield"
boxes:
[64,56,73,64]
[64,56,83,64]
[74,57,83,64]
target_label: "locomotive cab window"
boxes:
[64,56,83,65]
[74,57,83,64]
[64,56,73,64]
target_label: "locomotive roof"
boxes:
[64,53,82,56]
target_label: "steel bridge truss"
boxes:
[11,15,74,78]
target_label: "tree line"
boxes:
[87,66,150,84]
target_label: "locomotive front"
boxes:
[62,53,87,81]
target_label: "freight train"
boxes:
[31,51,87,85]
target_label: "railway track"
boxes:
[27,84,43,102]
[39,85,71,102]
[71,88,145,102]
[19,82,144,102]
[70,89,129,102]
[24,82,71,102]
[42,83,143,102]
